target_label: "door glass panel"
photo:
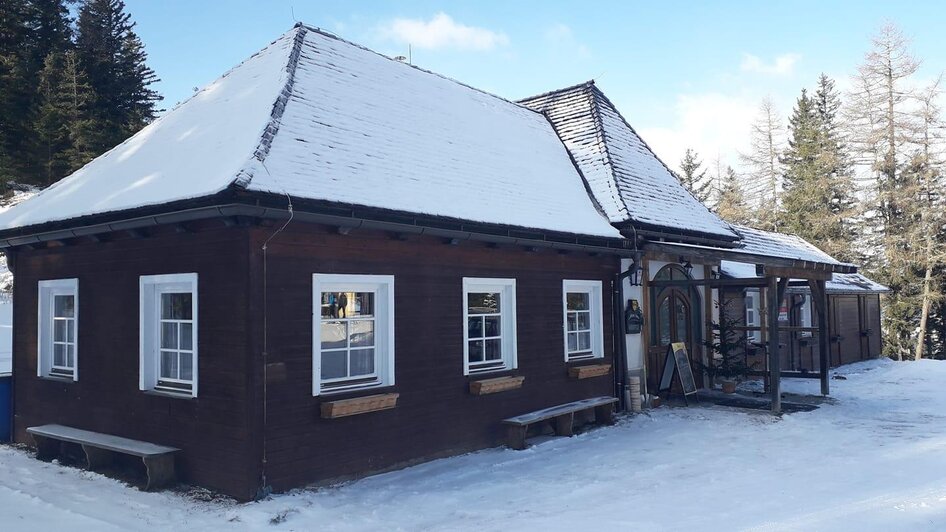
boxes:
[658,298,671,345]
[674,296,688,343]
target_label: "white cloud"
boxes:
[637,92,760,173]
[543,23,591,58]
[740,53,801,76]
[378,13,509,51]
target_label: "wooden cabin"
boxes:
[0,24,876,500]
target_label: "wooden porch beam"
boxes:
[769,276,789,413]
[809,278,830,396]
[650,278,771,288]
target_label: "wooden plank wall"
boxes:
[247,223,618,493]
[11,222,259,500]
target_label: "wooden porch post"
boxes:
[768,276,789,413]
[809,278,830,396]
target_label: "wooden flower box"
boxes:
[320,393,399,419]
[469,376,525,396]
[568,363,611,380]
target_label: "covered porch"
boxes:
[640,226,857,413]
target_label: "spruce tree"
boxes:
[76,0,160,153]
[34,50,97,184]
[715,166,751,225]
[677,148,713,204]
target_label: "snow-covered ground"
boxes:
[1,359,945,531]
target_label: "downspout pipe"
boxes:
[612,255,639,412]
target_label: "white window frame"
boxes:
[312,274,395,396]
[745,288,762,344]
[462,278,517,376]
[562,280,605,362]
[139,273,198,398]
[37,279,79,380]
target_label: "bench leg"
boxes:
[32,435,61,461]
[506,425,528,450]
[82,445,112,471]
[594,404,615,425]
[142,454,176,491]
[553,413,574,437]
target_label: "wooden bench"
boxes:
[27,424,180,491]
[501,396,619,450]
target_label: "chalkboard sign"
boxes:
[658,342,698,397]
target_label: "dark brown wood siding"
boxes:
[10,223,259,500]
[248,223,618,493]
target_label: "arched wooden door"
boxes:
[647,266,702,393]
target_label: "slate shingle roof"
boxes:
[0,25,620,239]
[520,82,739,242]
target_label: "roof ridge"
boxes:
[517,80,596,104]
[232,25,308,189]
[582,84,630,221]
[293,22,549,119]
[588,85,737,237]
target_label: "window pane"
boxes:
[485,338,502,361]
[321,350,347,379]
[350,348,375,376]
[468,316,483,338]
[66,345,75,367]
[578,331,592,351]
[161,293,192,320]
[468,340,484,362]
[54,295,74,318]
[66,319,75,343]
[567,313,577,332]
[567,292,589,311]
[577,311,591,331]
[674,299,688,343]
[468,292,500,315]
[321,321,347,350]
[160,350,178,379]
[179,322,193,350]
[567,332,577,352]
[658,299,671,345]
[484,315,501,337]
[349,319,375,348]
[180,353,193,381]
[53,343,66,367]
[54,320,67,342]
[161,321,178,349]
[349,292,374,318]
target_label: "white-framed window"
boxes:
[37,279,78,380]
[562,280,605,361]
[463,278,517,375]
[745,288,762,344]
[140,273,198,397]
[313,274,395,396]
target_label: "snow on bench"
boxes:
[502,396,618,450]
[27,424,180,491]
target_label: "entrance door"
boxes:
[648,288,695,392]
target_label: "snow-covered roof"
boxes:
[731,225,852,267]
[0,26,620,239]
[825,273,889,294]
[720,260,886,294]
[519,82,738,241]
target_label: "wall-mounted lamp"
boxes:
[629,250,644,286]
[679,257,694,277]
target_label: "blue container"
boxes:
[0,375,10,442]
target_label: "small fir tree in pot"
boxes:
[700,298,755,393]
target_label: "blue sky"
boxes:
[126,0,946,172]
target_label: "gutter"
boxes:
[0,201,640,258]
